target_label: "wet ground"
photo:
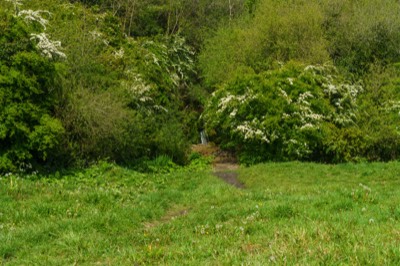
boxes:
[213,169,244,189]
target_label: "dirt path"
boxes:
[192,144,244,189]
[145,145,243,229]
[213,167,244,189]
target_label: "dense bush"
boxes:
[55,15,194,166]
[357,64,400,161]
[0,1,199,172]
[202,62,395,164]
[3,0,400,172]
[0,11,65,172]
[119,35,195,163]
[199,0,400,163]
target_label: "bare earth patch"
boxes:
[192,143,244,189]
[213,170,244,189]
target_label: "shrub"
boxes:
[52,9,195,166]
[0,11,65,172]
[203,62,364,164]
[357,64,400,161]
[58,88,138,165]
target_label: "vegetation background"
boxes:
[2,1,400,264]
[1,0,400,171]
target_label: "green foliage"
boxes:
[199,0,400,163]
[66,0,247,47]
[203,62,366,164]
[198,26,256,86]
[252,0,329,64]
[135,155,179,174]
[356,64,400,161]
[0,12,64,172]
[272,205,296,219]
[28,115,65,161]
[322,0,400,75]
[204,61,400,163]
[323,125,367,163]
[26,2,198,167]
[199,0,400,86]
[122,35,195,109]
[3,0,400,170]
[58,88,138,164]
[178,0,247,47]
[199,0,329,86]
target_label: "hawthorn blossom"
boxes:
[279,89,292,104]
[18,10,50,29]
[217,94,235,112]
[30,33,66,59]
[113,48,125,59]
[236,122,269,143]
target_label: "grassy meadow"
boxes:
[1,161,400,265]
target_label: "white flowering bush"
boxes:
[0,10,65,172]
[116,36,196,162]
[6,0,66,61]
[18,9,50,29]
[30,33,66,59]
[203,62,364,164]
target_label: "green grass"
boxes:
[1,161,400,265]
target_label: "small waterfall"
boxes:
[200,130,208,145]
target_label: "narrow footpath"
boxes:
[192,144,244,189]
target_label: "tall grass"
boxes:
[1,162,400,264]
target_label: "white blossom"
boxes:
[123,71,151,95]
[30,33,66,59]
[89,30,103,39]
[153,105,168,113]
[279,89,292,104]
[300,123,315,130]
[229,108,237,118]
[218,94,235,112]
[304,64,325,73]
[18,10,50,29]
[359,183,371,193]
[89,30,109,46]
[303,113,324,121]
[121,71,168,113]
[298,91,314,103]
[113,48,125,59]
[235,122,269,143]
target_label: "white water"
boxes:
[200,130,208,145]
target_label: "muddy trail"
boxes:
[192,144,244,189]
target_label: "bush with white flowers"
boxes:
[203,62,363,164]
[0,1,65,172]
